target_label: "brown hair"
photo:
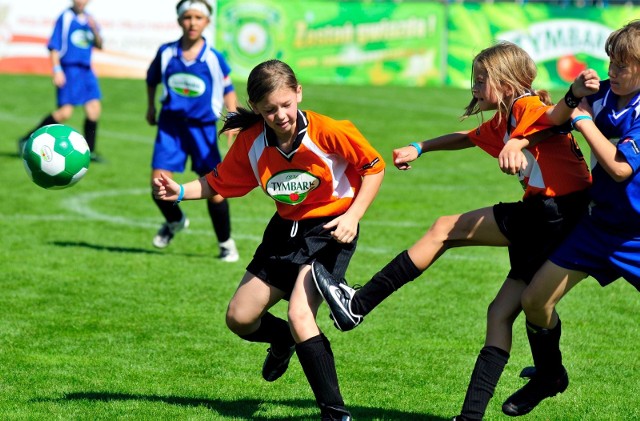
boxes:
[605,19,640,64]
[221,59,300,133]
[462,41,551,122]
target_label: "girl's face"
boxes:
[252,85,302,142]
[72,0,89,13]
[471,66,499,112]
[178,10,210,41]
[608,58,640,99]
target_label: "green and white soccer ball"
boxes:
[22,124,90,189]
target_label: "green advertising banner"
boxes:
[216,0,444,86]
[447,4,640,90]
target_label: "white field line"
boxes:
[4,187,502,261]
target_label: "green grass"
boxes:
[1,73,639,420]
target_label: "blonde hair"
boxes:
[463,41,551,123]
[605,20,640,65]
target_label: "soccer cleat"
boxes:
[152,215,189,248]
[218,238,239,262]
[502,366,569,416]
[321,405,352,421]
[311,261,362,332]
[262,345,296,382]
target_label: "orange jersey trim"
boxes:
[206,110,385,220]
[467,95,591,198]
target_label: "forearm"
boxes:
[181,176,219,200]
[421,131,473,153]
[223,91,238,113]
[574,119,632,181]
[345,170,384,221]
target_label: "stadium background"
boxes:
[1,0,640,89]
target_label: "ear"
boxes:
[296,84,303,103]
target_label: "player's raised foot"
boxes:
[152,215,189,248]
[502,366,569,416]
[311,261,362,332]
[218,238,239,262]
[262,345,296,382]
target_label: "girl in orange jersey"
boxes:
[153,59,384,421]
[311,42,599,420]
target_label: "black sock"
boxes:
[207,199,231,243]
[84,118,98,152]
[296,334,347,418]
[153,193,184,223]
[23,114,57,139]
[526,318,563,376]
[238,312,295,352]
[352,250,422,316]
[460,346,510,420]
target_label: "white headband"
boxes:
[177,1,210,18]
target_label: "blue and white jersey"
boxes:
[146,38,234,124]
[47,8,98,67]
[587,79,640,232]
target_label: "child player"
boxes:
[502,20,640,417]
[146,0,239,261]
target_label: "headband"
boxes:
[177,1,210,18]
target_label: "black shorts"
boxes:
[246,212,358,298]
[493,189,590,283]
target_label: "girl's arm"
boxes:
[573,118,633,182]
[50,50,65,88]
[88,15,103,49]
[152,173,219,202]
[146,84,158,126]
[393,131,473,170]
[322,170,385,244]
[498,128,556,174]
[540,69,600,126]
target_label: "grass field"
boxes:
[0,73,638,420]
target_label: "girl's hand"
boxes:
[571,69,600,98]
[152,172,180,201]
[53,70,65,88]
[499,138,530,175]
[323,213,358,244]
[393,145,420,170]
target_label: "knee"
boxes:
[521,288,546,314]
[54,107,73,122]
[487,299,518,326]
[287,304,314,334]
[225,301,255,335]
[428,215,457,242]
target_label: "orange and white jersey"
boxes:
[206,110,385,220]
[467,94,591,198]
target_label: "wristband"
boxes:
[564,85,582,108]
[409,142,423,157]
[52,65,62,73]
[571,115,592,130]
[175,184,185,205]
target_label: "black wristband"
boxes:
[564,86,581,108]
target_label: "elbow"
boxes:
[610,167,633,182]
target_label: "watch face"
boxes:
[564,91,580,108]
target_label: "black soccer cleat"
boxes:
[262,345,296,382]
[311,261,363,332]
[502,366,569,416]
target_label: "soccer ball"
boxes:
[22,124,90,189]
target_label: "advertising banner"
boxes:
[0,0,189,79]
[447,4,640,89]
[216,0,444,86]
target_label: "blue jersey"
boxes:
[587,79,640,233]
[47,8,99,67]
[146,39,233,123]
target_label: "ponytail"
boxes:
[219,106,262,135]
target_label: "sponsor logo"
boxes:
[70,29,93,49]
[168,73,206,97]
[266,170,320,205]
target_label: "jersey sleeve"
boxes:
[205,130,259,198]
[146,48,162,86]
[310,113,385,175]
[213,49,234,95]
[509,99,553,138]
[47,13,64,51]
